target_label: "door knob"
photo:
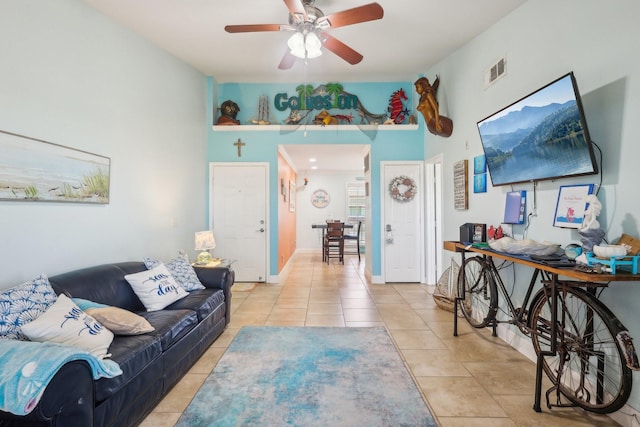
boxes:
[257,228,265,232]
[385,224,393,243]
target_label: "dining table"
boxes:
[311,223,354,258]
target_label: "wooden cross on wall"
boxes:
[233,138,246,157]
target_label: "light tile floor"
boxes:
[140,252,621,427]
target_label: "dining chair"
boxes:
[343,220,362,261]
[324,221,345,264]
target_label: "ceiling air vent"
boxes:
[484,57,506,89]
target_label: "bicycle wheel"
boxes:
[529,286,632,413]
[457,256,497,328]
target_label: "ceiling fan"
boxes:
[224,0,384,70]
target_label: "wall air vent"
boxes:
[484,56,507,89]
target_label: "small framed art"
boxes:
[553,184,595,228]
[289,180,296,212]
[311,189,330,208]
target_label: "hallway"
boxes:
[141,252,620,426]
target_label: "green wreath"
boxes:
[389,175,417,202]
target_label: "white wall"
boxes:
[429,0,640,418]
[0,0,207,288]
[296,171,363,250]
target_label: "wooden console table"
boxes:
[443,240,640,412]
[444,240,640,281]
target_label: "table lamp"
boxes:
[194,230,216,264]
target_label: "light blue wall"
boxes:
[206,81,423,276]
[0,0,207,288]
[429,0,640,415]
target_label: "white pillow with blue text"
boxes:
[124,263,188,311]
[21,294,114,359]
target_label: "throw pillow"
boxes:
[85,307,154,335]
[0,274,58,341]
[124,264,188,311]
[72,298,109,311]
[143,254,205,291]
[21,294,114,359]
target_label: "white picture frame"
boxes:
[553,184,595,228]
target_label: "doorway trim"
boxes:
[425,154,443,285]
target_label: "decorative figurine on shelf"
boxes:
[487,225,504,240]
[387,88,410,124]
[217,100,241,125]
[578,194,605,254]
[250,95,272,125]
[414,76,453,137]
[314,110,338,126]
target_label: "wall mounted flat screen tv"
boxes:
[477,72,598,187]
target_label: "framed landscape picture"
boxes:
[0,130,110,204]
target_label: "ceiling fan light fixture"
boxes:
[305,32,323,58]
[287,31,305,58]
[288,31,322,60]
[226,1,384,68]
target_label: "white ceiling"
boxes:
[280,144,367,174]
[80,0,526,171]
[80,0,526,84]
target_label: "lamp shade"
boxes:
[194,231,216,251]
[305,32,322,58]
[288,31,323,60]
[288,32,306,58]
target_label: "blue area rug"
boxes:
[177,326,437,427]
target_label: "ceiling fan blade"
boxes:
[317,3,384,29]
[321,32,363,65]
[225,24,285,33]
[283,0,307,21]
[278,50,297,70]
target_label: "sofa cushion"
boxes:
[141,309,198,351]
[124,264,188,311]
[49,263,148,313]
[165,289,225,321]
[143,255,205,291]
[95,334,163,402]
[21,295,114,359]
[0,274,57,341]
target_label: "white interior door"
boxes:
[382,162,424,283]
[210,163,268,282]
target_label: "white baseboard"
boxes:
[495,323,638,426]
[495,323,537,362]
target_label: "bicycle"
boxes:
[456,253,638,414]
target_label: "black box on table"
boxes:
[460,223,486,243]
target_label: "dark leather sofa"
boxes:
[0,261,234,427]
